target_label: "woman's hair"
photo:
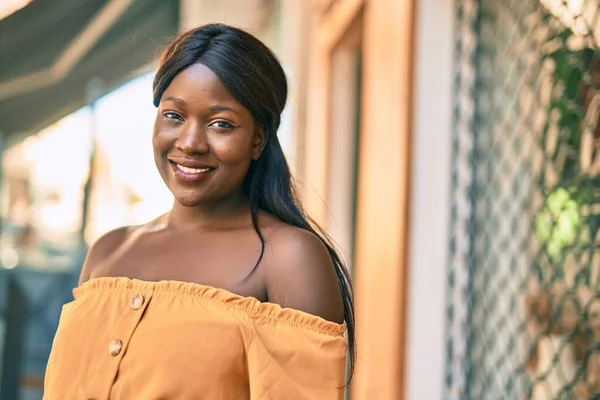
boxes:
[153,23,355,378]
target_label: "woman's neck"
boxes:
[167,193,252,232]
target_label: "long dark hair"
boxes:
[152,23,355,378]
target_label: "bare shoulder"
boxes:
[78,226,131,285]
[262,221,345,324]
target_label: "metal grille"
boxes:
[447,0,600,399]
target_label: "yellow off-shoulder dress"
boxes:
[43,277,347,400]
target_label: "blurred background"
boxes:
[2,0,600,399]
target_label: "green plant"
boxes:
[535,22,600,276]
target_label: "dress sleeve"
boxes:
[246,316,348,400]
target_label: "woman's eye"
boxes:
[163,112,183,122]
[209,120,235,130]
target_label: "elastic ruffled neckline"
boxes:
[74,277,347,336]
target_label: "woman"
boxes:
[43,23,355,399]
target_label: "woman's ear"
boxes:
[252,125,266,160]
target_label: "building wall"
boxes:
[405,0,453,399]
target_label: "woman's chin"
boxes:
[173,193,207,208]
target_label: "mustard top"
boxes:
[43,277,347,400]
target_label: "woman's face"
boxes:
[153,63,264,208]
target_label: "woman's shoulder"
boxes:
[92,225,132,252]
[258,213,314,241]
[259,215,345,324]
[77,226,131,285]
[258,214,334,265]
[78,216,165,284]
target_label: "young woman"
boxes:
[43,23,355,399]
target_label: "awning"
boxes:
[0,0,179,143]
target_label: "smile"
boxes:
[175,164,211,174]
[170,161,215,183]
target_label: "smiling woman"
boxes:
[42,23,354,400]
[153,63,263,208]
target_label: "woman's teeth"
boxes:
[176,164,210,174]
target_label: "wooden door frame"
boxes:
[305,0,416,399]
[304,0,365,223]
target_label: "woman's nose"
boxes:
[175,122,209,154]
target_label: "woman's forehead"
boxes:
[164,64,233,103]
